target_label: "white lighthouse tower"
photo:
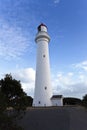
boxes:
[33,23,52,107]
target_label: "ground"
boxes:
[18,106,87,130]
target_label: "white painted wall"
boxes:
[51,98,63,106]
[33,25,52,107]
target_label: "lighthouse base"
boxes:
[33,95,63,107]
[33,99,52,107]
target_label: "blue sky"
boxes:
[0,0,87,99]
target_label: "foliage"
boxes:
[63,97,82,105]
[0,113,24,130]
[0,74,27,110]
[82,94,87,107]
[0,89,24,129]
[83,94,87,101]
[0,74,33,129]
[0,90,7,113]
[22,96,33,107]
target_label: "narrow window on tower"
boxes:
[38,101,41,104]
[45,86,47,90]
[43,54,45,58]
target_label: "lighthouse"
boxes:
[33,23,53,107]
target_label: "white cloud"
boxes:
[52,70,87,99]
[0,19,30,60]
[12,68,35,97]
[73,61,87,71]
[54,0,60,4]
[11,61,87,99]
[13,68,35,82]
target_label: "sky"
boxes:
[0,0,87,99]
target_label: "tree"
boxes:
[21,96,33,107]
[82,94,87,107]
[0,74,28,130]
[83,94,87,101]
[0,74,27,110]
[63,97,82,105]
